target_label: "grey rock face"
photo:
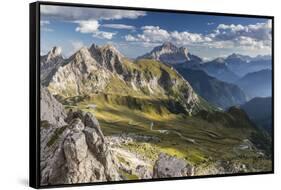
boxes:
[89,44,125,74]
[136,165,152,179]
[40,87,67,127]
[47,46,112,97]
[153,153,194,178]
[40,88,120,185]
[41,47,64,85]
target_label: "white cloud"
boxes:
[125,21,272,51]
[125,25,210,46]
[214,21,271,42]
[92,31,116,40]
[138,26,170,42]
[75,20,100,33]
[125,34,139,42]
[102,24,135,30]
[74,20,115,40]
[170,31,212,44]
[209,21,272,50]
[40,20,50,26]
[41,5,146,21]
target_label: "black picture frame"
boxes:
[30,1,274,189]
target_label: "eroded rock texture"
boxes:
[153,153,194,178]
[40,87,120,185]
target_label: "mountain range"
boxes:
[42,42,272,111]
[40,42,273,184]
[138,43,271,80]
[138,42,272,103]
[43,43,211,115]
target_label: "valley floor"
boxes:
[65,99,272,179]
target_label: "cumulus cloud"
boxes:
[125,34,139,42]
[92,31,116,40]
[125,21,272,51]
[41,5,146,21]
[214,21,271,41]
[74,20,115,40]
[102,24,135,30]
[210,20,272,49]
[125,25,211,46]
[75,20,100,33]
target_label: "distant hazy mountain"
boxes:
[235,69,272,98]
[138,42,203,67]
[201,58,239,83]
[240,97,272,133]
[226,53,272,77]
[176,68,247,109]
[40,46,64,85]
[138,42,272,84]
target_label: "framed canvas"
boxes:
[29,1,274,188]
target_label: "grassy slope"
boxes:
[64,96,271,173]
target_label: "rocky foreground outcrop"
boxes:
[153,153,194,178]
[41,87,67,127]
[40,87,120,185]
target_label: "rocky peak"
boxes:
[179,47,190,60]
[226,53,252,63]
[46,46,62,61]
[101,44,123,57]
[213,57,226,64]
[41,47,64,85]
[41,46,63,68]
[138,42,202,66]
[160,42,178,51]
[89,43,125,73]
[79,46,91,55]
[89,43,123,58]
[152,42,178,55]
[68,46,101,72]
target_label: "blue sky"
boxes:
[40,5,272,59]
